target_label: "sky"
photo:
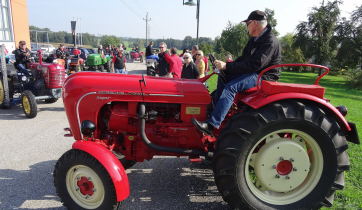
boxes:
[27,0,361,40]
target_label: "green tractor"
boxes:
[85,54,113,72]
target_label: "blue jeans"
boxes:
[115,69,127,74]
[207,73,258,128]
[16,64,30,76]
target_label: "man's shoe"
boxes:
[192,118,214,136]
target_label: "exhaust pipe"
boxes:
[139,103,209,157]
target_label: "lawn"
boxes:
[207,71,362,209]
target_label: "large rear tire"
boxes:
[213,100,349,209]
[54,149,120,210]
[21,90,37,118]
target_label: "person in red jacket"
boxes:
[164,47,182,78]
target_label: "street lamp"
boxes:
[183,0,200,45]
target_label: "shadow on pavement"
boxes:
[0,158,228,210]
[0,104,64,120]
[123,157,229,210]
[0,160,64,209]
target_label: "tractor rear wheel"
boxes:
[54,149,120,210]
[21,90,37,118]
[213,100,349,209]
[0,79,10,109]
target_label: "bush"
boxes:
[346,68,362,89]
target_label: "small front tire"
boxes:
[54,149,120,210]
[21,90,37,118]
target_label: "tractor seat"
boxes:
[261,80,325,98]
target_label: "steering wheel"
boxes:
[208,54,227,83]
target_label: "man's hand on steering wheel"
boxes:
[214,60,226,71]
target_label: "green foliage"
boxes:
[100,35,121,47]
[199,42,213,56]
[294,0,342,66]
[280,34,306,71]
[265,8,279,36]
[218,21,249,57]
[333,5,362,74]
[346,68,362,89]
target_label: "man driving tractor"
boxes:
[193,10,282,135]
[13,40,31,76]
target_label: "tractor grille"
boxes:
[47,65,66,89]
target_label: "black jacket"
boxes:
[114,55,126,69]
[225,25,281,81]
[181,62,199,79]
[157,52,169,76]
[14,48,31,66]
[146,45,153,57]
[55,48,66,59]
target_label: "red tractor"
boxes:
[129,50,144,63]
[0,50,66,118]
[54,63,359,209]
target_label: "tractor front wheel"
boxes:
[213,100,349,209]
[54,149,120,210]
[21,90,37,118]
[0,79,10,109]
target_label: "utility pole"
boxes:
[143,12,151,46]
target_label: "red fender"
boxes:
[242,92,351,131]
[72,141,130,202]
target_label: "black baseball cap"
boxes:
[243,10,267,22]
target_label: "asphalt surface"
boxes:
[0,62,229,210]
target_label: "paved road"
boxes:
[0,62,228,210]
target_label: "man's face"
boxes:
[246,20,258,36]
[159,45,166,52]
[20,43,26,50]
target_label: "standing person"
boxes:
[181,53,199,79]
[195,50,206,78]
[55,44,66,59]
[157,42,169,77]
[113,50,127,74]
[97,45,104,55]
[192,10,281,135]
[13,40,31,76]
[191,45,199,62]
[146,41,158,60]
[164,47,183,78]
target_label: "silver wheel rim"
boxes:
[244,129,323,205]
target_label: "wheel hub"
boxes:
[254,139,311,192]
[77,176,94,196]
[276,160,293,175]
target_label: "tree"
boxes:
[219,21,249,57]
[280,34,306,71]
[294,0,342,74]
[100,35,121,47]
[265,8,279,36]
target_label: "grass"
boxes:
[207,71,362,209]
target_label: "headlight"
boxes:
[21,76,27,81]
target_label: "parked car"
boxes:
[86,48,96,54]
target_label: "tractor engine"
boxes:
[100,102,204,162]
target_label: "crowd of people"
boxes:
[145,41,224,80]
